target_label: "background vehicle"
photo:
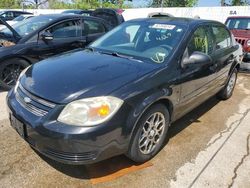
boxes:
[0,10,124,90]
[148,12,173,18]
[0,10,32,21]
[7,18,241,165]
[0,14,34,30]
[225,16,250,70]
[61,9,93,16]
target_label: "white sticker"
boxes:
[150,24,176,30]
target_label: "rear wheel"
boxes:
[0,58,29,90]
[217,69,237,100]
[127,104,170,163]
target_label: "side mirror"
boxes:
[182,51,212,68]
[41,32,53,42]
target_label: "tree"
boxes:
[151,0,198,7]
[22,0,49,9]
[230,0,250,5]
[0,0,22,9]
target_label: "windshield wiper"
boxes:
[84,47,95,52]
[99,51,143,62]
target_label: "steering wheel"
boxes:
[148,45,172,64]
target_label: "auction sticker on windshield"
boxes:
[150,24,176,30]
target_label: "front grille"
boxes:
[44,148,98,162]
[16,84,56,117]
[235,38,246,46]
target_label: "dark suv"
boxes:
[226,16,250,69]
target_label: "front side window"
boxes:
[90,21,186,64]
[212,26,231,50]
[47,20,81,39]
[187,26,214,55]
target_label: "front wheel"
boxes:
[127,104,170,163]
[0,58,30,90]
[217,69,237,100]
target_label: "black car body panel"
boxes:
[7,18,241,164]
[20,50,158,104]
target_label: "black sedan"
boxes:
[7,18,241,164]
[0,9,123,90]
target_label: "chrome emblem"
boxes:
[24,97,32,103]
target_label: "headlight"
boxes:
[58,96,123,126]
[14,66,30,93]
[247,40,250,46]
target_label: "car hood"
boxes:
[20,50,158,104]
[231,29,250,38]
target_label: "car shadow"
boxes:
[36,96,220,181]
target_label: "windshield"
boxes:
[1,15,54,37]
[226,18,250,30]
[90,21,186,64]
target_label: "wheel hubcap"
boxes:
[227,72,236,94]
[139,112,166,155]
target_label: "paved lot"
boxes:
[0,74,250,188]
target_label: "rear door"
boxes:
[210,24,235,87]
[37,18,86,60]
[83,17,107,44]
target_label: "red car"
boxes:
[225,16,250,69]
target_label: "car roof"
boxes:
[226,16,250,19]
[128,17,223,27]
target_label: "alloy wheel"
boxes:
[139,112,166,155]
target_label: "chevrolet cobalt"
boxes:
[7,18,241,164]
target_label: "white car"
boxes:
[0,14,34,30]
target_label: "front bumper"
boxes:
[7,89,129,165]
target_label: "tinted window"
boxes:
[187,26,214,55]
[212,26,231,50]
[83,20,105,35]
[226,18,250,30]
[47,20,81,39]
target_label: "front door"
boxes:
[37,19,86,60]
[175,25,218,118]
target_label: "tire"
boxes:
[0,58,30,90]
[217,69,237,100]
[127,104,170,163]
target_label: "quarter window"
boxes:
[212,26,231,50]
[47,20,81,39]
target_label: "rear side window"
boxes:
[187,26,214,55]
[83,20,105,35]
[212,26,231,50]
